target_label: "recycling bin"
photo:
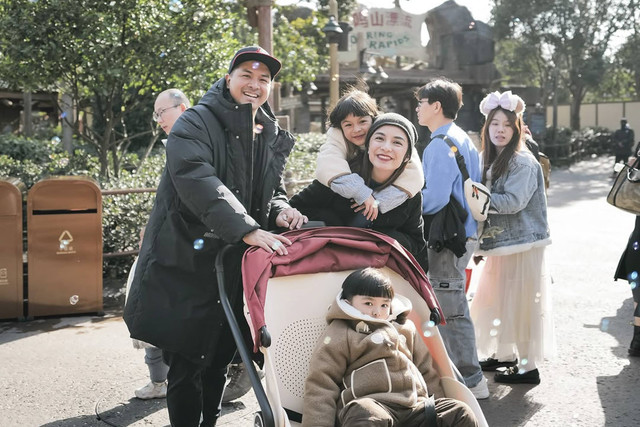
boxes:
[0,178,26,320]
[27,176,103,317]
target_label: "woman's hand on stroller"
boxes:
[275,207,308,230]
[243,229,292,256]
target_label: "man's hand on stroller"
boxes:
[243,229,292,256]
[275,207,308,230]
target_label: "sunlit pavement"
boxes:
[1,155,639,426]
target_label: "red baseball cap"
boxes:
[228,46,282,80]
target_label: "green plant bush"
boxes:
[101,152,165,278]
[539,126,614,164]
[0,133,60,163]
[576,127,614,155]
[286,132,323,181]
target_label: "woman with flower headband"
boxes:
[469,91,554,385]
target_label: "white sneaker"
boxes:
[135,380,167,400]
[469,377,489,400]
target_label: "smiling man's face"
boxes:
[225,60,271,113]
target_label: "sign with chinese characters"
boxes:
[338,5,427,63]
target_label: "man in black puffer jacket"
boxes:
[124,46,307,427]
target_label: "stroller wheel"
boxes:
[254,412,264,427]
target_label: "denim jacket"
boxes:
[477,150,550,255]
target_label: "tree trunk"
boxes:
[570,96,581,131]
[23,92,32,137]
[99,146,109,178]
[569,82,586,132]
[100,113,114,178]
[61,92,74,154]
[111,142,120,178]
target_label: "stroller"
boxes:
[216,226,488,427]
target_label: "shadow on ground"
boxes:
[0,313,122,346]
[596,297,640,427]
[37,396,253,427]
[478,384,543,426]
[38,397,166,427]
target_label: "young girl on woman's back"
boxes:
[315,88,423,221]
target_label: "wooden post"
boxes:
[61,92,73,154]
[23,92,32,137]
[328,0,339,110]
[247,0,277,108]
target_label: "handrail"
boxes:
[101,188,156,195]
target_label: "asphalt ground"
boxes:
[1,155,639,426]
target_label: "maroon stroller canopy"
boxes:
[242,227,444,351]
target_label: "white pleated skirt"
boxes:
[470,246,555,364]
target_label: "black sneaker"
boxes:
[222,363,252,403]
[479,358,518,371]
[494,367,540,385]
[222,363,265,403]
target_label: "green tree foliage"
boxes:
[617,35,640,99]
[318,0,360,20]
[492,0,631,130]
[0,0,247,177]
[614,2,640,98]
[273,6,325,92]
[494,38,561,104]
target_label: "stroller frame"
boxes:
[216,227,488,427]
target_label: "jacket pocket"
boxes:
[153,211,218,272]
[347,359,392,399]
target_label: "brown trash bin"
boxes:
[27,176,103,317]
[0,178,26,320]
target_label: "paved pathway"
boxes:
[1,155,639,426]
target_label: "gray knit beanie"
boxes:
[365,113,418,150]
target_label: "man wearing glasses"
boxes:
[125,46,307,426]
[153,89,190,137]
[415,78,488,400]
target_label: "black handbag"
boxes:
[607,157,640,215]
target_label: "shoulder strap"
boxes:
[420,395,438,427]
[430,134,470,181]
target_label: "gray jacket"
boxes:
[478,150,550,254]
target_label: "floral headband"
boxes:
[479,91,525,117]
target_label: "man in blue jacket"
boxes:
[416,78,488,400]
[125,46,307,426]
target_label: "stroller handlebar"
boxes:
[260,326,272,348]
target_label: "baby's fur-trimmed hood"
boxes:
[326,290,412,326]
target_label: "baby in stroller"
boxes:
[303,267,478,427]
